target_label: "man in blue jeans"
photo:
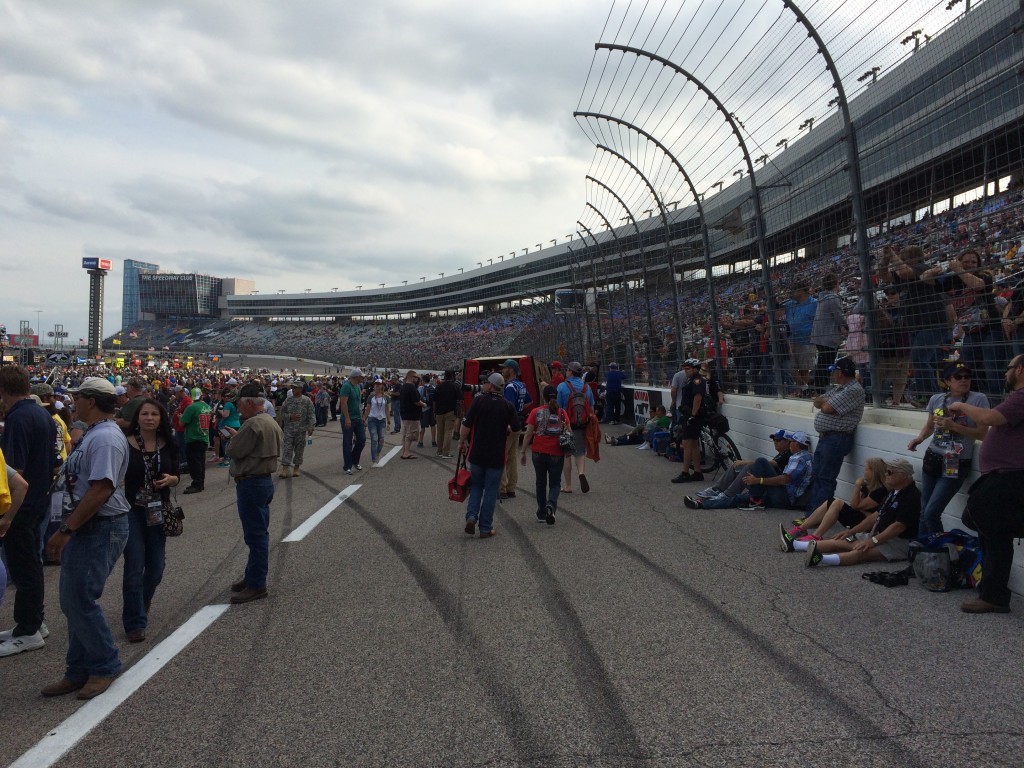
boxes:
[339,368,367,475]
[459,372,519,538]
[227,384,284,604]
[41,378,130,701]
[806,356,865,513]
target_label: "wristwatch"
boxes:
[58,523,76,536]
[871,535,879,545]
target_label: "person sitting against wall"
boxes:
[778,457,888,552]
[689,428,794,504]
[604,405,670,449]
[907,361,989,536]
[803,457,921,568]
[683,431,813,512]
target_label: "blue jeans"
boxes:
[532,452,564,514]
[466,464,503,534]
[342,418,366,470]
[60,514,129,681]
[702,457,792,509]
[806,431,855,513]
[392,405,402,432]
[910,326,950,399]
[122,507,167,632]
[236,475,275,590]
[367,417,387,462]
[918,469,967,536]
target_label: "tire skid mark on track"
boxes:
[555,505,927,767]
[497,509,648,761]
[346,497,543,764]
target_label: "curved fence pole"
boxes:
[584,205,639,379]
[576,111,724,379]
[586,174,658,377]
[781,0,879,404]
[577,224,615,372]
[596,43,784,395]
[594,142,689,376]
[565,242,596,363]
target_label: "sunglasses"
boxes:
[950,373,971,380]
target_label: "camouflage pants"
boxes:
[281,429,308,467]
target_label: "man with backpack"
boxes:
[556,361,595,494]
[499,359,532,500]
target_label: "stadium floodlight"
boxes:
[756,154,769,165]
[733,170,744,179]
[536,243,542,250]
[304,288,311,293]
[946,0,970,11]
[379,283,385,288]
[711,182,724,193]
[798,118,814,132]
[277,289,285,294]
[643,209,653,217]
[458,268,463,273]
[510,251,515,259]
[828,96,841,108]
[438,272,444,278]
[331,287,338,292]
[551,239,557,246]
[356,285,362,290]
[668,201,679,211]
[857,67,880,84]
[487,259,493,265]
[477,262,482,268]
[420,277,425,282]
[402,280,408,285]
[901,30,923,51]
[498,255,504,262]
[776,139,788,150]
[565,234,574,241]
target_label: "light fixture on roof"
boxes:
[857,67,880,85]
[798,118,815,133]
[776,139,788,151]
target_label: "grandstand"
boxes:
[108,1,1024,397]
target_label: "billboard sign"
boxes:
[81,258,113,270]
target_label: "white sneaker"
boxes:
[637,444,650,450]
[0,622,49,642]
[0,631,45,657]
[355,464,363,471]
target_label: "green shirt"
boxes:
[180,401,212,444]
[339,381,363,420]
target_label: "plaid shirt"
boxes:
[782,449,813,505]
[814,381,865,434]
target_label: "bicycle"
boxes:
[699,422,741,475]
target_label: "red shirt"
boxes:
[527,405,568,456]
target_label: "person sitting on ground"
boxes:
[684,431,813,511]
[779,457,888,552]
[691,428,793,502]
[604,406,670,448]
[804,457,921,568]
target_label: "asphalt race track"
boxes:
[2,422,1021,767]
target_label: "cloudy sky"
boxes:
[0,0,604,343]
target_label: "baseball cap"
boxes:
[238,383,264,398]
[114,385,127,396]
[550,361,562,368]
[31,383,54,398]
[770,429,788,440]
[941,361,971,379]
[68,378,118,397]
[785,430,811,446]
[349,367,364,378]
[567,361,583,374]
[488,372,505,388]
[502,359,520,374]
[885,457,914,476]
[828,357,857,377]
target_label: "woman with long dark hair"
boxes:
[122,397,180,642]
[520,385,567,526]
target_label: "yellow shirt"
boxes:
[0,447,12,517]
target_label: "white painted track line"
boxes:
[11,604,231,768]
[282,485,360,542]
[375,445,401,467]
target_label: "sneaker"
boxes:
[786,525,806,537]
[344,468,353,475]
[796,533,822,543]
[695,487,720,499]
[183,486,203,495]
[738,498,766,511]
[443,454,454,459]
[689,472,704,482]
[805,540,823,567]
[431,441,437,447]
[637,444,650,450]
[217,461,230,468]
[536,508,548,523]
[960,598,1011,614]
[683,495,703,510]
[0,631,45,657]
[778,523,795,553]
[791,517,806,528]
[355,464,363,471]
[671,472,693,484]
[545,504,555,525]
[579,474,590,493]
[0,622,48,642]
[417,442,424,448]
